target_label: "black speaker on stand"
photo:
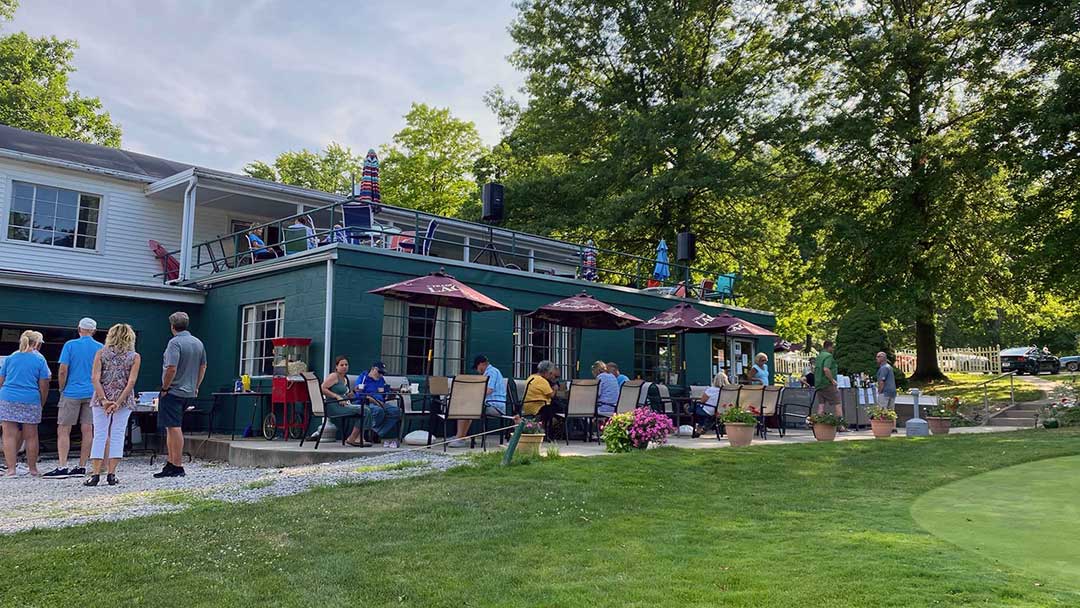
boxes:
[676,231,696,262]
[473,182,505,266]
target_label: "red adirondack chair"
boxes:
[149,240,180,282]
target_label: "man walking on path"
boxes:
[154,312,205,479]
[44,318,103,479]
[814,340,844,428]
[875,352,897,409]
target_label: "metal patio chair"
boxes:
[556,378,600,444]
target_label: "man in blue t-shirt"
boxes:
[607,361,630,387]
[354,361,401,445]
[875,352,897,409]
[448,355,507,448]
[45,318,103,479]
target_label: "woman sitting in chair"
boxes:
[321,356,370,447]
[694,372,730,437]
[247,227,277,261]
[592,361,619,415]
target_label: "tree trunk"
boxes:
[911,286,947,382]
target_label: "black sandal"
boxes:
[107,474,118,486]
[84,475,100,487]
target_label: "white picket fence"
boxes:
[775,346,1001,376]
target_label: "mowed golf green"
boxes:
[913,454,1080,590]
[2,431,1080,607]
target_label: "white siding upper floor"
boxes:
[0,158,265,287]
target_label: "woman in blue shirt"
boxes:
[1,330,51,477]
[748,353,770,386]
[593,361,620,414]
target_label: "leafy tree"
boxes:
[379,103,485,217]
[0,1,120,145]
[244,143,363,195]
[783,0,1030,381]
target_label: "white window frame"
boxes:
[513,312,576,379]
[239,300,285,376]
[4,179,103,253]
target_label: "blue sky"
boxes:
[9,0,524,172]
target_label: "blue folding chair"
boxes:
[713,273,738,304]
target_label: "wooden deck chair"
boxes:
[556,378,600,444]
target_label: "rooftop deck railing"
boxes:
[155,196,736,301]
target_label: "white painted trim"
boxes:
[178,177,198,281]
[0,148,156,184]
[333,243,777,319]
[323,258,334,375]
[0,270,205,304]
[194,247,338,287]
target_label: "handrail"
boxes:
[154,195,736,296]
[975,371,1016,424]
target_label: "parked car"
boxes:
[1060,355,1080,373]
[999,347,1060,375]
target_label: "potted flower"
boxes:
[718,404,757,447]
[516,419,546,456]
[926,397,959,435]
[867,405,897,438]
[601,408,676,453]
[807,412,845,442]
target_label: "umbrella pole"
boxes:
[575,327,583,379]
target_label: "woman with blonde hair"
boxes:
[748,352,770,386]
[86,323,141,486]
[0,330,50,476]
[592,361,619,414]
[694,371,731,437]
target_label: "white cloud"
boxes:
[7,0,524,171]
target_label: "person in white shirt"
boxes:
[694,372,730,436]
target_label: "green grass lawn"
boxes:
[909,372,1044,405]
[914,454,1080,590]
[3,431,1080,607]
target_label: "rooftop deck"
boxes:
[164,193,741,306]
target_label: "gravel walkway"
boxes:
[0,452,461,535]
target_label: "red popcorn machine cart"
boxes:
[263,337,313,440]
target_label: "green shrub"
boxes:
[834,305,908,389]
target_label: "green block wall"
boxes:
[331,248,776,386]
[0,285,199,391]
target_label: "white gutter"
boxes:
[323,259,334,375]
[178,175,198,281]
[0,148,156,183]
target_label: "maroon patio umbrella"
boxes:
[638,302,733,383]
[370,269,508,374]
[712,313,778,338]
[526,291,643,374]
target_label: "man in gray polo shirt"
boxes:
[154,312,206,479]
[875,351,897,409]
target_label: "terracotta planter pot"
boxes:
[870,418,896,438]
[724,422,755,447]
[926,417,952,435]
[812,423,837,442]
[517,433,546,456]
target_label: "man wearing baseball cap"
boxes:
[44,318,103,479]
[353,361,401,446]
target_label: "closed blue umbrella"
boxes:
[652,239,670,282]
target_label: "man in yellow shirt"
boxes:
[521,360,558,422]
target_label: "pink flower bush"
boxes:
[627,407,676,448]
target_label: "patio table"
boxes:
[212,391,272,440]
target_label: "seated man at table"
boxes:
[607,361,630,387]
[353,361,402,447]
[448,355,508,448]
[521,360,559,428]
